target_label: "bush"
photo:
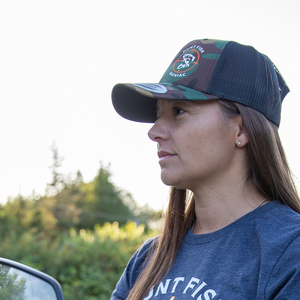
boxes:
[0,221,157,299]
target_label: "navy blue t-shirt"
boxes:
[111,201,300,299]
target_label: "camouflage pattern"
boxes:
[126,39,228,102]
[159,39,228,100]
[112,39,289,126]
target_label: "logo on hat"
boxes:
[173,49,200,74]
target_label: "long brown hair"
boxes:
[126,100,300,300]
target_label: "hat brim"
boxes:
[111,82,219,123]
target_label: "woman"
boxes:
[110,39,300,299]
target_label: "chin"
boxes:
[161,174,186,189]
[160,173,175,187]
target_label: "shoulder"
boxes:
[265,234,300,298]
[110,237,158,300]
[253,201,300,254]
[254,201,300,298]
[255,201,300,236]
[127,237,157,283]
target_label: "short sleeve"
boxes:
[265,235,300,299]
[110,238,156,300]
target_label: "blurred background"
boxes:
[1,0,299,210]
[0,0,299,298]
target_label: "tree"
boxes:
[35,163,138,231]
[77,164,137,228]
[0,143,159,235]
[46,141,65,197]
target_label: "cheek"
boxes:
[183,131,209,161]
[184,126,232,162]
[186,126,213,149]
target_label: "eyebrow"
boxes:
[155,100,190,115]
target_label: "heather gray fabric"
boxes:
[111,201,300,299]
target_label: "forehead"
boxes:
[156,99,216,110]
[157,99,195,107]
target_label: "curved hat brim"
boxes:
[111,82,219,123]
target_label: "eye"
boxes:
[174,106,185,116]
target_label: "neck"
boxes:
[191,176,266,235]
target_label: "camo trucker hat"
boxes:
[112,39,289,127]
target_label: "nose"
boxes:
[148,118,169,142]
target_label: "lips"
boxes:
[158,150,176,162]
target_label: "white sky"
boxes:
[0,0,299,210]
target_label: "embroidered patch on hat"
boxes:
[173,49,201,74]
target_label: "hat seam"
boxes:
[203,41,231,92]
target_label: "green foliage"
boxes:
[46,142,65,197]
[36,164,141,230]
[0,146,161,298]
[77,166,137,228]
[0,222,157,299]
[0,195,40,238]
[0,163,158,236]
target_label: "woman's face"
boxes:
[148,99,241,191]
